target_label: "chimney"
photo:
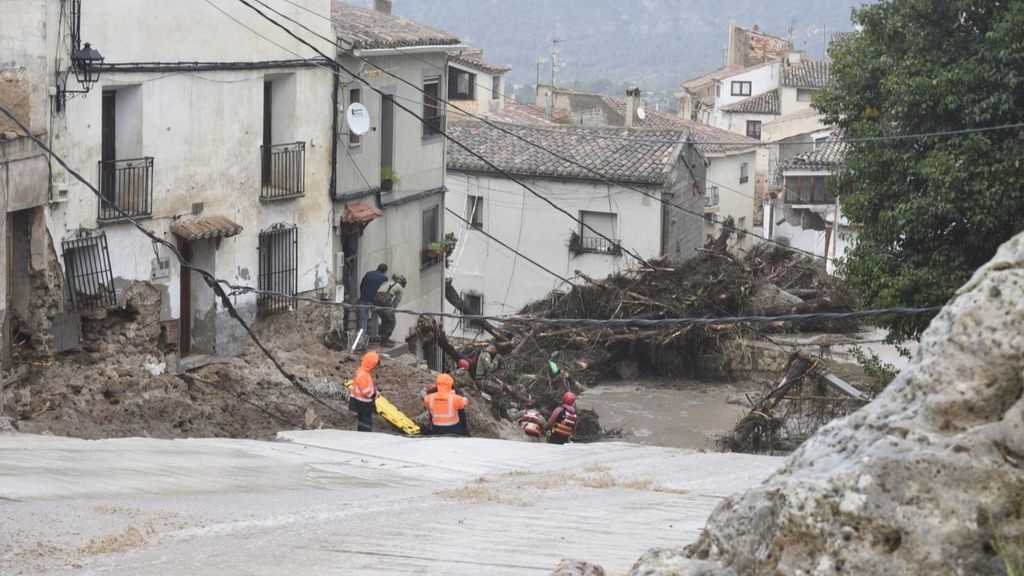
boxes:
[787,51,803,65]
[625,86,641,129]
[374,0,392,14]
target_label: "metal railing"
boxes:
[705,186,720,207]
[98,157,153,221]
[261,142,305,200]
[577,236,621,254]
[257,223,298,317]
[62,231,117,310]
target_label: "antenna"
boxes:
[551,36,562,88]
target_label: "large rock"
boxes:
[632,232,1024,575]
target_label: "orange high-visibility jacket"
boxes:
[351,351,379,403]
[423,374,468,426]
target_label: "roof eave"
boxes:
[352,43,466,56]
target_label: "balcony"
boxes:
[98,157,154,221]
[261,141,305,201]
[704,186,720,208]
[569,232,622,255]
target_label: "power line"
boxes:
[227,2,830,263]
[0,104,351,425]
[230,0,651,267]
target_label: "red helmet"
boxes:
[563,391,576,404]
[457,358,470,370]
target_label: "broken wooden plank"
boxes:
[822,373,870,401]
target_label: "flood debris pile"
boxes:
[598,231,1024,576]
[718,352,869,453]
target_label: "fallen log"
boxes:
[445,278,506,341]
[415,316,462,362]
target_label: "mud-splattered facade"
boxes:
[3,0,338,365]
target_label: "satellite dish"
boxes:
[346,103,370,135]
[636,107,647,121]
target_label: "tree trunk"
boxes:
[445,278,506,341]
[415,316,462,362]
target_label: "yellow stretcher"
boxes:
[346,380,421,436]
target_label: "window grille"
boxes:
[257,223,298,317]
[98,157,154,221]
[260,142,305,200]
[62,230,117,310]
[420,205,441,268]
[461,292,485,330]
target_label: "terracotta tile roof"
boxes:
[446,120,685,185]
[332,1,460,50]
[783,60,832,88]
[483,100,555,125]
[449,53,510,75]
[779,136,848,172]
[341,200,383,223]
[720,89,780,114]
[170,216,243,241]
[682,120,761,155]
[680,64,744,90]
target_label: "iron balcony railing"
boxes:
[705,186,720,207]
[98,157,154,221]
[578,236,621,254]
[261,141,305,200]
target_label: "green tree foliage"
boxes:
[815,0,1024,341]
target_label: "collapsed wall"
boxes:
[623,232,1024,575]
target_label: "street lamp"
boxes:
[56,42,104,112]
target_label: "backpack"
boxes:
[465,347,485,378]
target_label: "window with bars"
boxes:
[740,162,749,184]
[491,76,501,101]
[577,211,619,254]
[466,195,483,229]
[62,231,117,310]
[257,223,298,317]
[422,77,443,137]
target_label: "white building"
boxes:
[331,0,462,365]
[444,120,705,337]
[446,51,509,117]
[1,0,340,364]
[765,138,852,274]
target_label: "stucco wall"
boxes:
[715,63,780,108]
[704,149,757,251]
[335,51,448,345]
[443,172,666,336]
[0,0,50,132]
[39,0,337,356]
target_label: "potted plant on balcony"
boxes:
[426,232,458,267]
[380,167,400,192]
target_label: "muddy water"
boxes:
[579,381,752,450]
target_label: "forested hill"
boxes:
[390,0,865,94]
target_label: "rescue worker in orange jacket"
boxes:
[423,373,469,436]
[546,391,578,445]
[350,351,379,432]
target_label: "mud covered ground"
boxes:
[1,285,518,441]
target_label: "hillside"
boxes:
[391,0,865,96]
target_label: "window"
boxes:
[423,77,443,137]
[462,292,485,330]
[421,205,440,268]
[715,84,722,98]
[704,185,720,207]
[740,162,749,184]
[98,87,151,221]
[576,211,619,254]
[797,88,816,102]
[466,195,484,229]
[261,76,304,199]
[491,76,501,100]
[349,88,361,146]
[381,94,395,173]
[447,68,476,100]
[738,217,747,230]
[746,120,762,140]
[62,230,117,310]
[257,223,298,317]
[731,81,752,96]
[785,176,835,204]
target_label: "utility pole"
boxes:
[550,37,562,88]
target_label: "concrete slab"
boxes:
[0,431,782,575]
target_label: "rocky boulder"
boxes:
[631,232,1024,575]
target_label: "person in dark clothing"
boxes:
[358,263,388,342]
[546,392,578,445]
